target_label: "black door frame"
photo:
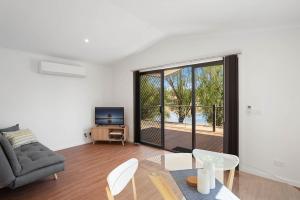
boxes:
[224,55,239,157]
[134,58,237,155]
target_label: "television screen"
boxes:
[95,107,124,125]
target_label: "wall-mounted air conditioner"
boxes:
[38,61,86,78]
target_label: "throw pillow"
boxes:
[0,124,20,134]
[3,129,38,149]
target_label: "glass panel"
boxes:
[164,67,192,152]
[140,73,162,147]
[194,64,224,152]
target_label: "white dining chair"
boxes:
[106,158,139,200]
[192,149,239,191]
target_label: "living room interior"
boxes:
[0,0,300,200]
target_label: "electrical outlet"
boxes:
[84,133,87,138]
[273,160,285,168]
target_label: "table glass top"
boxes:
[116,153,239,200]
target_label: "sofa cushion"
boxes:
[3,129,38,149]
[11,162,64,189]
[14,142,65,176]
[0,124,19,134]
[0,135,22,175]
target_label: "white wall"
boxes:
[0,47,112,151]
[110,27,300,187]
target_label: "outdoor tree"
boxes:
[140,66,224,127]
[195,65,224,126]
[165,68,192,123]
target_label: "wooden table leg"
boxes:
[149,173,179,200]
[227,169,235,191]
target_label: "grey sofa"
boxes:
[0,126,64,189]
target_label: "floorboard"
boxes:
[0,143,299,200]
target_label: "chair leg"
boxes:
[53,173,58,180]
[106,186,114,200]
[132,177,137,200]
[227,169,235,191]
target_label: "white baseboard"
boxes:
[239,163,300,188]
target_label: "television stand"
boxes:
[91,125,128,146]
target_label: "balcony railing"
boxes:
[165,104,223,132]
[141,104,223,132]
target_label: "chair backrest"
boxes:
[107,158,138,196]
[192,149,239,170]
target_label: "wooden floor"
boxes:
[0,143,299,200]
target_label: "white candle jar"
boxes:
[204,162,216,189]
[197,168,210,194]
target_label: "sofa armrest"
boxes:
[0,146,15,188]
[0,135,22,175]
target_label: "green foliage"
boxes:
[165,68,192,123]
[140,65,224,127]
[195,65,224,126]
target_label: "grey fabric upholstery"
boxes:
[11,162,64,189]
[0,124,19,134]
[0,135,22,175]
[14,142,64,176]
[0,138,65,189]
[0,146,15,188]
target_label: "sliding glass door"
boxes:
[194,61,224,152]
[137,60,226,153]
[164,67,193,152]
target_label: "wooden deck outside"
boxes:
[141,121,223,152]
[164,129,223,152]
[165,123,223,152]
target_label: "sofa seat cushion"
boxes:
[14,142,64,176]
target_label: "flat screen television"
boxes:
[95,107,124,125]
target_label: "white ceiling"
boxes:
[0,0,299,65]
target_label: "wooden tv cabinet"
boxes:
[91,125,128,146]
